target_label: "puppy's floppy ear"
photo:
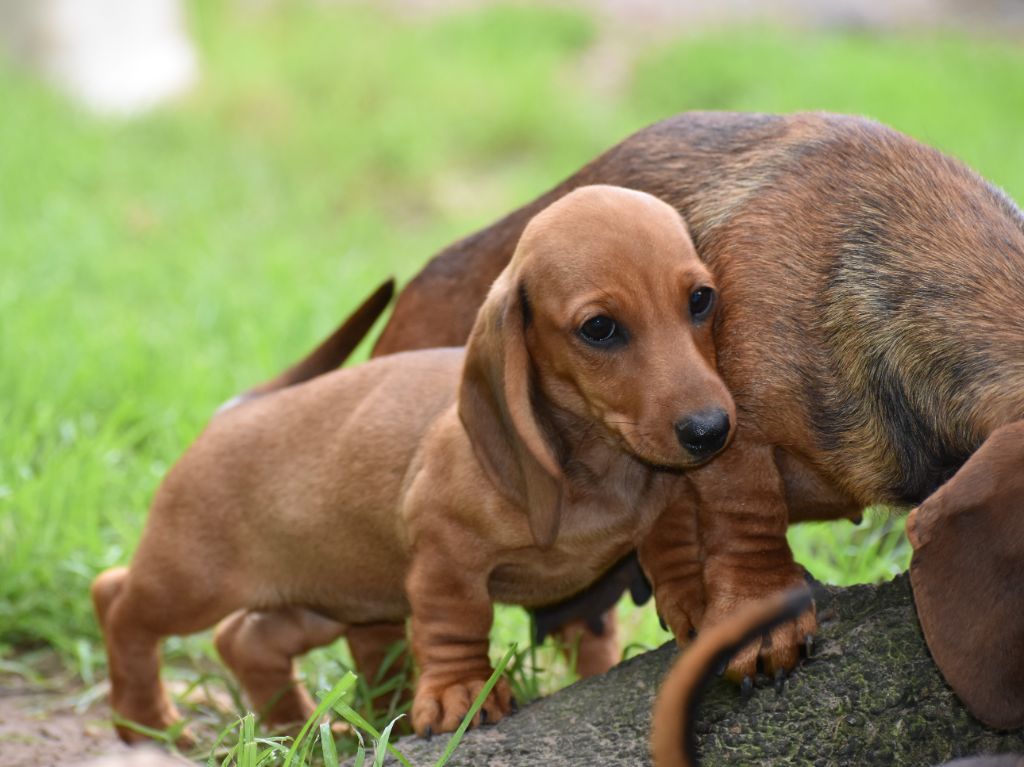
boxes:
[907,419,1024,729]
[459,272,564,548]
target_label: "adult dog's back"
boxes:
[372,113,1024,702]
[374,111,1024,510]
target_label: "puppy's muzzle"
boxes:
[675,409,731,460]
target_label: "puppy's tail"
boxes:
[650,588,814,767]
[219,279,395,412]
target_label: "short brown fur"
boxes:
[93,185,736,742]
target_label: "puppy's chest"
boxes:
[487,491,653,608]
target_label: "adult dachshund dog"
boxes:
[92,185,737,742]
[370,112,1024,726]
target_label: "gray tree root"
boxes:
[370,575,1024,766]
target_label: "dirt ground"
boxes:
[0,674,127,766]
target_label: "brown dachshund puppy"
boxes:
[92,185,736,742]
[369,111,1024,717]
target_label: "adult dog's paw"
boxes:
[412,675,514,737]
[703,580,817,683]
[653,575,706,644]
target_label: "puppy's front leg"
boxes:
[407,535,513,736]
[691,434,816,680]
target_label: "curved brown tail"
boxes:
[650,588,813,767]
[222,279,395,409]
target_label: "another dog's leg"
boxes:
[346,622,410,713]
[214,608,347,729]
[552,614,621,678]
[638,488,706,645]
[406,551,513,736]
[690,435,816,680]
[92,565,237,744]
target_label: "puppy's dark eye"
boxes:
[689,287,715,321]
[578,315,618,346]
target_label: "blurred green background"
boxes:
[3,0,1023,742]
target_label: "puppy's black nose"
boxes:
[675,409,731,458]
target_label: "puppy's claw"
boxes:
[424,726,433,741]
[510,696,519,713]
[715,660,727,677]
[740,675,753,698]
[658,613,667,631]
[479,708,488,725]
[774,667,786,694]
[804,633,814,658]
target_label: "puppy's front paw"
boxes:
[704,580,817,682]
[412,675,513,736]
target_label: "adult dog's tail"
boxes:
[219,279,395,411]
[650,588,813,767]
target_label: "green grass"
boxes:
[4,1,1024,761]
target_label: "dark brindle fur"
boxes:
[371,112,1024,703]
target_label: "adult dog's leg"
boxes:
[907,419,1024,730]
[214,608,347,729]
[690,435,816,680]
[639,488,706,646]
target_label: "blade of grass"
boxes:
[218,744,240,767]
[352,728,367,767]
[283,672,357,767]
[331,704,413,767]
[372,716,402,767]
[111,713,182,747]
[239,712,256,767]
[374,640,408,684]
[210,715,246,767]
[319,721,339,766]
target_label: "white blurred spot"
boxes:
[0,0,199,116]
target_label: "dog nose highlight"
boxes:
[675,409,731,458]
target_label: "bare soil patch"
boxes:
[0,673,126,767]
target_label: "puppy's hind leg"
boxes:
[93,566,176,743]
[215,608,347,730]
[554,613,621,678]
[347,622,411,714]
[93,565,242,744]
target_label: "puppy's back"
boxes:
[134,348,465,621]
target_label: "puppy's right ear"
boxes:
[459,272,564,548]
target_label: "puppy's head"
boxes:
[460,185,735,547]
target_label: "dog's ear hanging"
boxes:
[459,272,564,548]
[907,419,1024,730]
